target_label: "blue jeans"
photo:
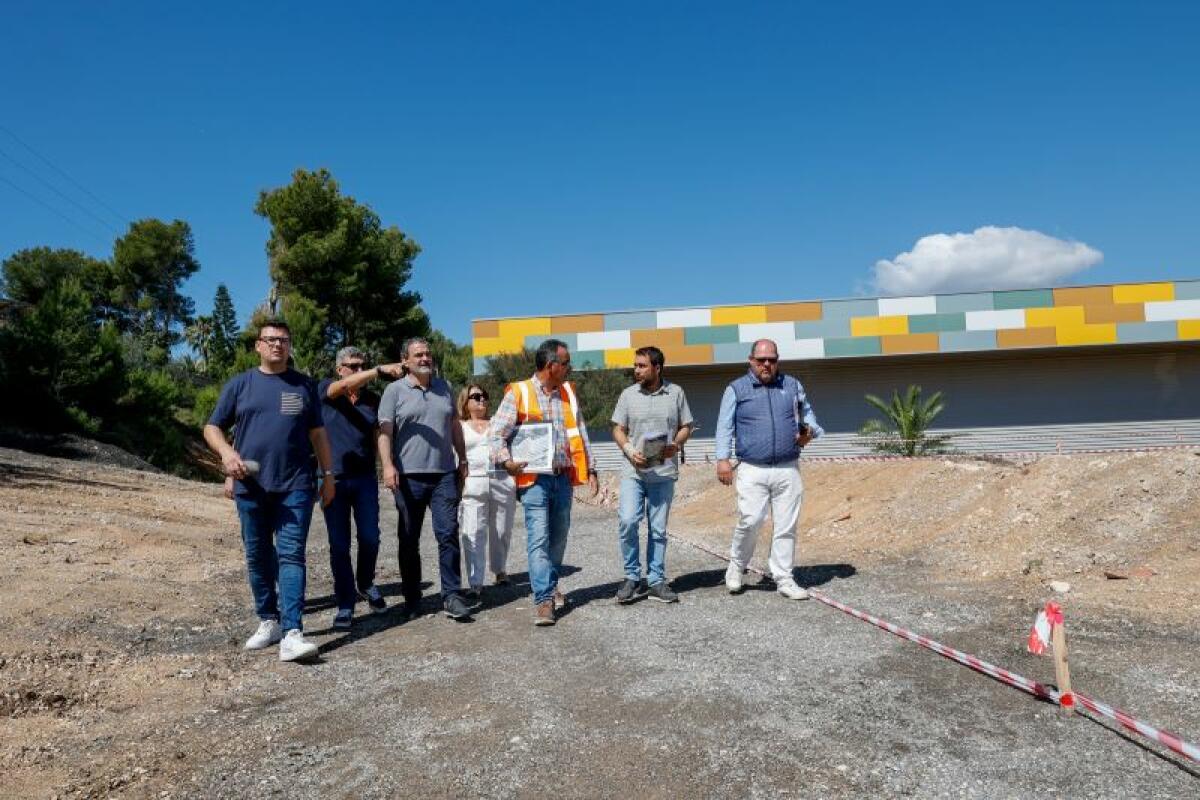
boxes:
[235,488,315,632]
[321,474,381,611]
[618,475,675,585]
[393,472,462,603]
[520,473,573,605]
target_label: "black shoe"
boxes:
[332,608,354,630]
[463,589,484,612]
[399,601,422,621]
[647,581,679,603]
[358,585,388,613]
[443,593,474,620]
[615,578,641,604]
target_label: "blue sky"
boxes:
[2,2,1198,342]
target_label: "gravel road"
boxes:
[173,492,1199,799]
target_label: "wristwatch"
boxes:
[321,469,335,479]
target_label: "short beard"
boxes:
[410,364,433,376]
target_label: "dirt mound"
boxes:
[670,450,1200,623]
[0,429,161,473]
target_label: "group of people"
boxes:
[204,322,821,661]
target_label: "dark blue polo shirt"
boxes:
[318,378,379,478]
[208,368,323,496]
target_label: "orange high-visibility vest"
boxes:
[508,378,589,489]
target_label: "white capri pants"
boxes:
[729,460,804,582]
[459,473,517,589]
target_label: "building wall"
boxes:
[650,343,1200,438]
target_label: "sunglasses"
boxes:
[341,362,366,371]
[468,393,489,402]
[752,356,779,364]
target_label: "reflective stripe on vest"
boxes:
[509,378,589,489]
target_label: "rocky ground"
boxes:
[1,445,1198,798]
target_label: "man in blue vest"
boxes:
[714,338,823,600]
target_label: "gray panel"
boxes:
[525,333,576,350]
[794,317,852,338]
[712,342,750,363]
[939,330,997,352]
[604,311,657,330]
[821,298,878,318]
[472,356,490,376]
[1116,321,1178,343]
[936,293,995,313]
[1175,280,1200,300]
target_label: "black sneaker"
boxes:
[646,581,679,603]
[443,593,474,620]
[333,608,354,630]
[358,585,388,613]
[615,578,641,604]
[463,589,484,612]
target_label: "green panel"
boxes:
[824,336,881,357]
[992,289,1054,310]
[572,350,606,370]
[684,325,739,345]
[908,312,966,333]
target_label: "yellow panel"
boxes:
[711,305,767,325]
[496,317,552,339]
[1056,323,1117,346]
[1112,282,1174,303]
[1180,320,1200,340]
[850,315,908,337]
[473,335,526,357]
[1025,306,1085,327]
[604,347,638,368]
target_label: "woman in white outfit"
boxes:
[457,383,517,598]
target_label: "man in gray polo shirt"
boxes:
[611,345,695,604]
[377,337,473,621]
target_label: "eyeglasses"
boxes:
[752,356,778,364]
[341,362,366,371]
[468,393,489,402]
[259,336,291,346]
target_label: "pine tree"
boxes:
[209,284,238,373]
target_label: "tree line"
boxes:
[0,167,625,476]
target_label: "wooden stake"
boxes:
[1052,620,1075,714]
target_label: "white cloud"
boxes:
[872,226,1103,295]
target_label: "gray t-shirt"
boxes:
[611,380,694,480]
[378,375,457,474]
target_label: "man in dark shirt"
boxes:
[204,320,336,663]
[318,346,404,630]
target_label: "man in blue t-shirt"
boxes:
[318,346,405,630]
[204,320,336,663]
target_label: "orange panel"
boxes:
[880,333,940,354]
[472,320,499,338]
[660,343,714,366]
[631,327,684,348]
[1053,286,1113,306]
[550,314,606,334]
[997,327,1057,348]
[1084,304,1144,324]
[764,302,823,322]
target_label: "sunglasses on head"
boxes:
[468,392,489,402]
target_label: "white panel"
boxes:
[965,309,1026,330]
[737,322,796,342]
[777,338,825,360]
[1145,299,1200,321]
[657,308,712,328]
[576,330,630,350]
[878,296,937,316]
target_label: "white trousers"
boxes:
[729,461,804,581]
[459,474,517,589]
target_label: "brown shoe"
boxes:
[552,588,567,610]
[534,600,556,626]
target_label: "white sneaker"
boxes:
[777,579,810,600]
[725,563,744,594]
[244,619,282,650]
[278,629,319,662]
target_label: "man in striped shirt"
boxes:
[489,339,599,626]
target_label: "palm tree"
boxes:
[858,385,950,456]
[184,315,215,372]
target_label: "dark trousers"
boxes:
[393,471,462,604]
[321,474,381,611]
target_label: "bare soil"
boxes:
[2,445,1198,798]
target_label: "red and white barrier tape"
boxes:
[670,533,1200,766]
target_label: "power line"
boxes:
[0,172,112,248]
[0,125,130,227]
[0,145,122,235]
